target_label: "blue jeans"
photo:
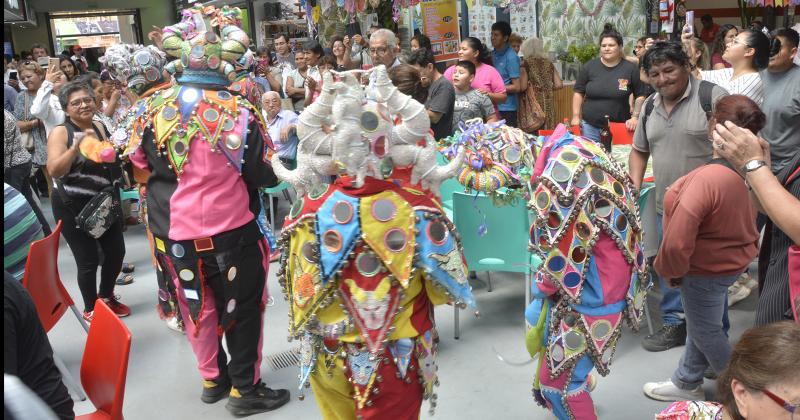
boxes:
[580,120,602,142]
[655,213,685,326]
[672,274,737,389]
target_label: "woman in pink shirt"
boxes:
[444,37,506,113]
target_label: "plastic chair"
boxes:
[637,184,656,336]
[22,221,90,401]
[609,122,633,145]
[76,299,132,420]
[538,126,581,137]
[262,181,294,232]
[451,191,541,338]
[118,188,139,202]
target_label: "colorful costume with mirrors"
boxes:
[274,66,473,419]
[526,126,649,420]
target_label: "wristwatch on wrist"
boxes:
[743,159,767,173]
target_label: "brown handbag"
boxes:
[518,80,546,134]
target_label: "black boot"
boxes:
[201,377,231,404]
[641,323,687,352]
[225,382,290,417]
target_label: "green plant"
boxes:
[564,43,599,64]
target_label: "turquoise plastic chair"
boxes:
[436,152,463,218]
[451,191,542,338]
[261,181,294,232]
[118,188,139,202]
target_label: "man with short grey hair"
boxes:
[369,29,400,69]
[261,91,299,167]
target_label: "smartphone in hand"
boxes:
[8,70,18,80]
[686,11,694,35]
[49,57,61,71]
[37,56,50,68]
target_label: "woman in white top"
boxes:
[683,27,770,105]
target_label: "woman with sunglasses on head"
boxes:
[684,26,769,105]
[46,80,128,322]
[655,321,800,420]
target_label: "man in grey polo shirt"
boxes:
[629,41,728,352]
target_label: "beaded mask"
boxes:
[161,3,250,87]
[100,44,168,95]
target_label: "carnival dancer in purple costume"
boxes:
[526,124,649,419]
[127,4,289,417]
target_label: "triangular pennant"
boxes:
[413,212,475,307]
[581,312,623,355]
[359,191,416,287]
[194,101,225,146]
[338,273,402,355]
[345,345,381,409]
[315,191,361,284]
[153,102,180,147]
[389,338,414,379]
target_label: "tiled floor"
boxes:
[39,196,759,419]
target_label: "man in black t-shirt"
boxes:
[407,48,455,141]
[4,271,74,420]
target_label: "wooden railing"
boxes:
[552,81,575,128]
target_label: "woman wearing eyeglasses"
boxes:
[46,80,128,322]
[655,321,800,420]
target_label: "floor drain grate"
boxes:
[265,347,301,371]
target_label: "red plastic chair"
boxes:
[538,125,581,137]
[22,221,90,334]
[609,122,634,145]
[77,299,132,420]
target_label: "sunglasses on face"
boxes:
[69,97,94,107]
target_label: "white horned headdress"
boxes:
[271,65,464,197]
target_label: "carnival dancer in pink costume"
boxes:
[526,124,649,419]
[128,4,289,416]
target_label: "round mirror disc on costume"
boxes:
[227,266,237,281]
[322,230,342,253]
[615,214,628,231]
[173,140,188,156]
[225,134,242,150]
[135,51,151,65]
[576,222,591,240]
[591,320,612,340]
[361,111,380,132]
[551,162,571,183]
[203,108,220,123]
[563,272,581,288]
[551,344,565,362]
[428,221,448,245]
[612,181,624,195]
[289,198,304,219]
[308,184,329,200]
[561,151,579,162]
[171,243,185,258]
[205,32,218,43]
[356,253,381,277]
[578,148,594,158]
[590,167,605,184]
[222,118,235,132]
[145,67,160,82]
[503,146,521,164]
[384,229,407,252]
[636,250,644,267]
[227,298,236,313]
[575,171,590,189]
[191,45,205,59]
[594,199,612,218]
[373,136,386,158]
[535,191,550,210]
[332,201,354,224]
[571,247,587,264]
[179,269,194,281]
[564,330,585,350]
[301,242,316,263]
[547,211,561,229]
[372,199,397,222]
[217,90,232,101]
[163,106,178,121]
[547,256,566,273]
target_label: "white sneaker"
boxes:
[165,316,184,334]
[727,281,751,307]
[643,380,704,402]
[739,272,758,290]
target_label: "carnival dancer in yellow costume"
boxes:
[273,65,474,419]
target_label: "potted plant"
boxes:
[559,43,598,81]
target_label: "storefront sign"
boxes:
[420,0,460,62]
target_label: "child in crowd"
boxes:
[452,61,497,127]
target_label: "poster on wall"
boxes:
[420,0,461,62]
[469,4,496,46]
[509,2,537,40]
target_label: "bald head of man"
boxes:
[262,91,282,119]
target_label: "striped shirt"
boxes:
[701,68,763,105]
[4,183,44,281]
[756,152,800,325]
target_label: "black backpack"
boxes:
[640,80,716,145]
